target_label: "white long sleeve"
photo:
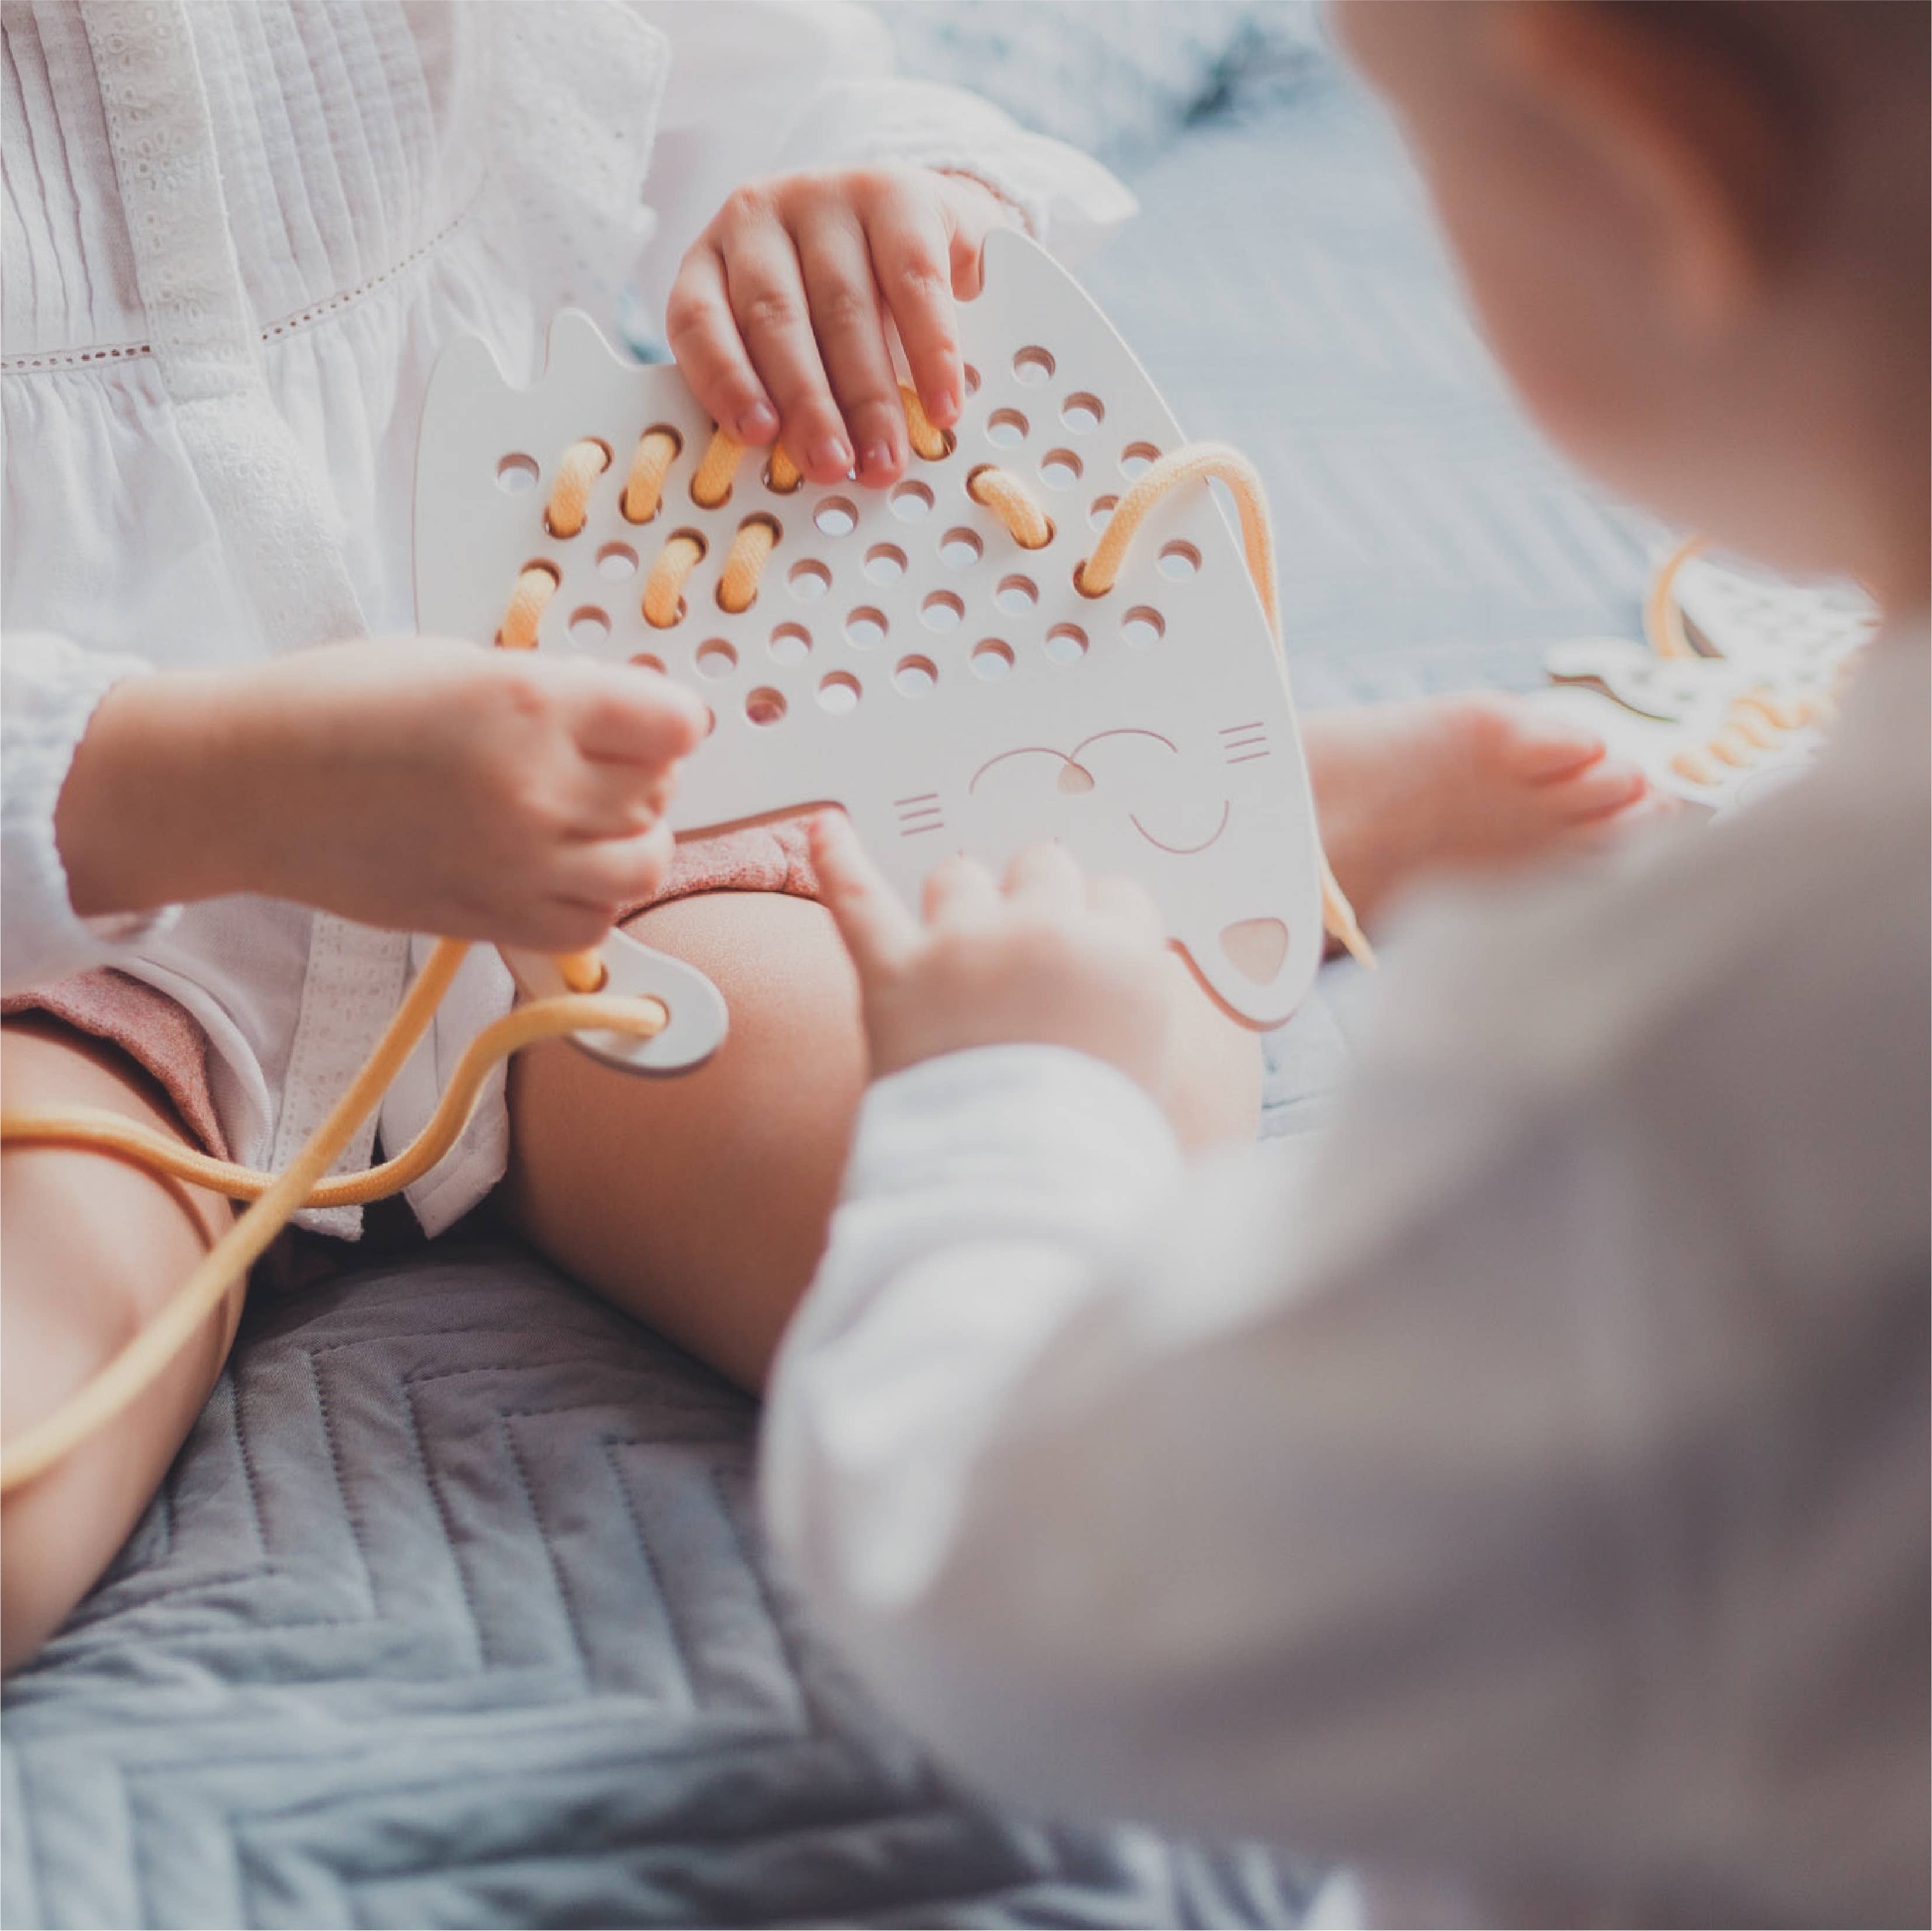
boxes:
[1,631,179,995]
[628,0,1135,324]
[762,639,1931,1927]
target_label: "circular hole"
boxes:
[845,607,888,649]
[1120,441,1160,479]
[995,573,1039,616]
[763,454,803,495]
[987,408,1029,448]
[769,622,811,666]
[818,671,861,714]
[863,542,907,584]
[1044,623,1089,664]
[962,363,981,396]
[629,653,667,674]
[940,526,984,569]
[1088,493,1119,531]
[1157,540,1202,580]
[789,558,832,601]
[745,686,787,728]
[496,453,538,493]
[596,541,638,580]
[1061,392,1105,434]
[568,606,610,647]
[696,639,738,679]
[699,704,717,737]
[1121,605,1166,648]
[890,480,935,521]
[894,655,939,697]
[1013,346,1055,387]
[920,590,965,632]
[1039,448,1083,491]
[971,638,1014,681]
[814,496,857,537]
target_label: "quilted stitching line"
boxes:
[698,1457,821,1719]
[399,1379,487,1668]
[304,1349,377,1611]
[228,1376,269,1558]
[295,1317,639,1359]
[596,1435,703,1715]
[501,1417,589,1684]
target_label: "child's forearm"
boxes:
[54,669,259,918]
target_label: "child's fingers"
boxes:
[864,199,963,427]
[571,669,710,767]
[922,851,999,927]
[720,227,853,483]
[664,245,781,446]
[1003,841,1083,911]
[809,810,920,979]
[555,821,676,913]
[794,211,908,486]
[568,762,673,840]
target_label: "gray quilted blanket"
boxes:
[3,1246,1323,1928]
[4,51,1654,1930]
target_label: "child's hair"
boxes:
[1598,1,1929,158]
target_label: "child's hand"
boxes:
[667,166,1007,489]
[809,811,1191,1105]
[59,641,708,953]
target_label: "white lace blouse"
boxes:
[0,0,1131,1235]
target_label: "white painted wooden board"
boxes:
[416,229,1325,1063]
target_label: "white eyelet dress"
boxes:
[1,0,1132,1236]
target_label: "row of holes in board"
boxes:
[494,423,1157,515]
[623,614,1165,730]
[575,521,1205,618]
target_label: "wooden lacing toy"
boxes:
[1535,533,1876,812]
[0,228,1368,1494]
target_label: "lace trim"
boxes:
[0,188,486,375]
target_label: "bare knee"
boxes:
[1,1020,237,1673]
[506,893,867,1390]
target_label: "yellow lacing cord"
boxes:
[1643,530,1818,783]
[644,532,706,627]
[967,467,1053,549]
[545,438,610,539]
[0,940,668,1494]
[690,427,743,509]
[498,563,559,649]
[900,384,951,461]
[718,517,778,615]
[623,427,681,523]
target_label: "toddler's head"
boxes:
[1341,1,1929,614]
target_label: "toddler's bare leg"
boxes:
[1,1020,239,1673]
[504,892,1260,1392]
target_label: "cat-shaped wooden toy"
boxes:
[415,229,1336,1071]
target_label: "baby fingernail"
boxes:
[860,440,892,479]
[738,401,779,440]
[811,437,851,475]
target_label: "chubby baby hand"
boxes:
[808,810,1193,1107]
[60,640,708,953]
[667,165,1009,489]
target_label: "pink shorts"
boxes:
[0,822,822,1161]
